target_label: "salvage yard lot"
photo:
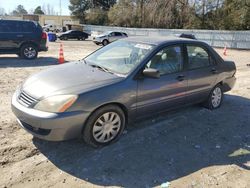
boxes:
[0,40,250,188]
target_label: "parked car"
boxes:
[178,33,197,40]
[12,37,236,147]
[42,24,61,33]
[93,31,128,46]
[0,20,48,59]
[58,30,89,40]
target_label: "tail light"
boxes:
[42,32,47,39]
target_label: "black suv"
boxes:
[0,20,48,59]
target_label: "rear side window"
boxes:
[21,22,36,32]
[115,32,122,36]
[187,45,210,70]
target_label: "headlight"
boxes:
[34,95,78,113]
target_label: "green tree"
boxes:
[11,5,28,16]
[85,8,108,25]
[34,6,45,15]
[69,0,91,23]
[93,0,117,10]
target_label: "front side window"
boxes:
[187,45,210,70]
[85,40,154,75]
[146,46,183,75]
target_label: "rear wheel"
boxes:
[102,39,109,46]
[20,44,38,59]
[203,84,223,110]
[83,105,126,147]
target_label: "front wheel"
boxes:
[203,85,223,110]
[83,105,126,147]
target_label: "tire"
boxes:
[20,44,38,60]
[63,36,68,40]
[83,105,126,147]
[203,84,223,110]
[102,39,109,46]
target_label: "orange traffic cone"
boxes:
[223,46,227,56]
[58,43,65,64]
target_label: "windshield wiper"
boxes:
[89,63,115,74]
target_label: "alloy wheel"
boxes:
[23,47,36,59]
[92,112,121,143]
[211,87,222,108]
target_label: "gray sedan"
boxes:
[12,37,236,147]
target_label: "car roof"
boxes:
[0,19,35,23]
[123,36,204,46]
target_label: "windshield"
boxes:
[102,31,111,36]
[65,30,72,33]
[85,40,154,75]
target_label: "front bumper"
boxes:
[92,37,102,44]
[11,91,90,141]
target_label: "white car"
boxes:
[42,24,61,33]
[93,31,128,46]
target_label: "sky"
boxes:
[0,0,71,15]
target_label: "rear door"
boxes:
[185,44,219,103]
[21,22,39,43]
[137,45,188,116]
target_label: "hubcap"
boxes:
[92,112,121,143]
[24,47,36,58]
[211,87,222,108]
[103,40,108,45]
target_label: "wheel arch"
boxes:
[19,41,38,51]
[82,102,128,133]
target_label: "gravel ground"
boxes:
[0,40,250,188]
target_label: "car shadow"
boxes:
[33,94,250,187]
[0,57,59,68]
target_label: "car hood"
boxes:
[21,61,123,99]
[96,34,106,38]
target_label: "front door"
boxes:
[137,45,188,117]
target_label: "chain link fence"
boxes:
[84,25,250,49]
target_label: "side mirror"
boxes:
[143,68,160,79]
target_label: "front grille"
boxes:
[18,91,38,107]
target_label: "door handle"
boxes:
[211,68,218,74]
[176,75,185,81]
